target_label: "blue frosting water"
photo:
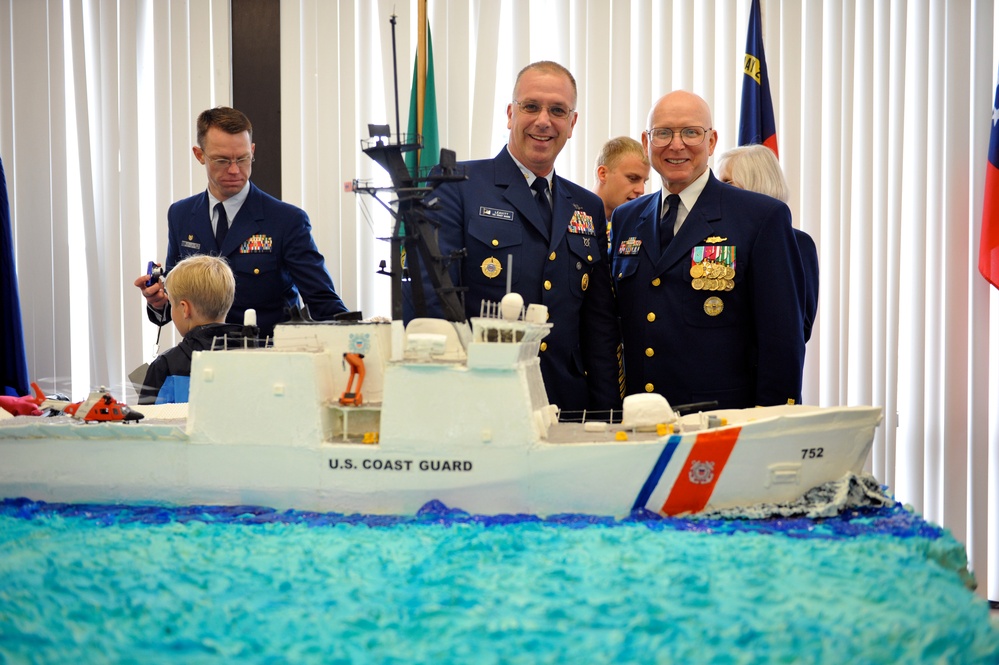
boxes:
[0,499,996,663]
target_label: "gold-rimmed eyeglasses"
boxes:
[512,100,575,120]
[646,126,711,147]
[207,155,255,169]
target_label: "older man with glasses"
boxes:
[609,90,805,410]
[134,106,348,337]
[412,61,621,419]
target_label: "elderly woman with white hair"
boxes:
[716,145,819,343]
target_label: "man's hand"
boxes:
[133,274,169,310]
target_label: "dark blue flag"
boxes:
[738,0,778,155]
[0,155,30,396]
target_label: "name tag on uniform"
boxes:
[479,207,514,221]
[181,240,200,250]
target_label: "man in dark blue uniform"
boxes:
[134,107,347,336]
[415,61,621,416]
[609,91,804,409]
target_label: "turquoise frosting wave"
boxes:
[0,500,996,663]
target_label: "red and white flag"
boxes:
[979,63,999,289]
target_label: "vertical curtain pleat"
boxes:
[48,1,73,395]
[7,2,61,392]
[847,3,872,414]
[801,1,828,401]
[868,0,890,490]
[941,0,973,542]
[2,0,998,599]
[470,1,503,160]
[897,1,927,509]
[925,0,946,524]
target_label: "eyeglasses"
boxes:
[512,100,575,120]
[646,126,712,147]
[207,155,255,169]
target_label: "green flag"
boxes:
[405,24,439,177]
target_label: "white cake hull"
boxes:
[0,319,883,517]
[0,404,881,518]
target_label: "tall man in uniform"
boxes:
[609,91,804,409]
[416,61,621,416]
[134,107,348,337]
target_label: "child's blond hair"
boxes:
[164,255,236,321]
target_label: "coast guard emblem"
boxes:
[703,296,724,316]
[688,461,715,485]
[348,333,370,355]
[481,257,502,279]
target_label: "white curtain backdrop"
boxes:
[1,0,997,600]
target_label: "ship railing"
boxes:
[472,300,552,345]
[558,409,623,425]
[208,333,272,351]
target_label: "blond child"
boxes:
[138,255,242,404]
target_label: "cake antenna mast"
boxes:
[390,13,402,141]
[351,14,469,323]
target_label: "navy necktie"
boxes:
[531,177,553,233]
[215,202,229,251]
[660,194,681,251]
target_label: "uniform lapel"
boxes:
[220,183,263,255]
[495,149,550,240]
[653,175,723,274]
[189,192,214,253]
[549,176,570,249]
[635,195,660,272]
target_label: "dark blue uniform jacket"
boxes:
[795,229,819,342]
[609,172,804,409]
[413,147,622,414]
[152,183,347,335]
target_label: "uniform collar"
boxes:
[506,146,554,191]
[660,167,711,217]
[207,181,251,219]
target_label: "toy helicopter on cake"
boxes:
[27,382,144,422]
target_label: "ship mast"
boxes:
[352,14,467,324]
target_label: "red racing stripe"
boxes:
[660,427,742,515]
